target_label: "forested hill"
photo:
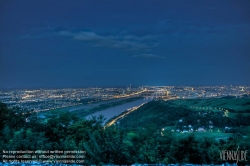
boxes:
[0,100,250,165]
[117,99,250,135]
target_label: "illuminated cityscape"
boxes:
[1,0,250,164]
[0,85,249,113]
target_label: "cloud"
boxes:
[133,53,165,59]
[58,30,156,50]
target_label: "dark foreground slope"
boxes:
[1,100,250,165]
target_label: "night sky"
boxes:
[1,0,250,88]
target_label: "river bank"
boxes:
[38,97,145,119]
[85,98,152,123]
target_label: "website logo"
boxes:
[219,146,247,165]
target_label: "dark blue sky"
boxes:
[1,0,250,88]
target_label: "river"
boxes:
[85,98,152,122]
[38,97,151,119]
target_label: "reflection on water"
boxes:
[86,98,152,122]
[38,98,125,118]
